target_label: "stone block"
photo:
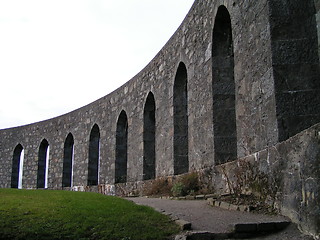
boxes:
[171,215,179,221]
[205,194,217,199]
[174,231,216,240]
[175,219,192,230]
[229,203,239,211]
[185,231,216,240]
[219,201,230,210]
[195,195,205,200]
[207,198,215,206]
[234,223,257,233]
[248,206,256,212]
[257,222,275,232]
[275,221,291,230]
[238,205,248,212]
[174,234,187,240]
[186,195,195,200]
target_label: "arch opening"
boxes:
[37,139,49,189]
[173,62,189,175]
[143,92,156,180]
[63,133,74,188]
[88,124,100,186]
[212,6,237,165]
[11,144,24,189]
[115,110,128,183]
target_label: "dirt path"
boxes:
[126,197,314,240]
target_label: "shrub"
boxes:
[171,172,200,197]
[180,172,199,194]
[171,182,185,197]
[143,178,173,197]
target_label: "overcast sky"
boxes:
[0,0,194,129]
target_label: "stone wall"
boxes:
[269,0,320,142]
[316,0,320,55]
[0,0,279,188]
[0,0,319,237]
[214,123,320,238]
[113,123,320,238]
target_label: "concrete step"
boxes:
[174,221,291,240]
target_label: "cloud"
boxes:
[0,0,194,129]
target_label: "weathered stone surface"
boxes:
[204,194,217,199]
[207,198,215,206]
[175,219,192,231]
[195,195,205,200]
[219,201,230,210]
[275,221,291,230]
[186,195,195,200]
[0,0,319,238]
[257,222,276,232]
[228,204,239,211]
[238,205,249,212]
[234,223,257,233]
[174,231,219,240]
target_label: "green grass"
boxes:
[0,189,179,240]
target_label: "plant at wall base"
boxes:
[220,159,281,213]
[171,182,185,197]
[221,164,242,198]
[197,167,215,195]
[182,172,200,193]
[143,178,173,197]
[171,172,200,197]
[238,159,280,203]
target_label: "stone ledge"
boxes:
[174,221,291,240]
[233,221,291,233]
[207,198,255,212]
[174,231,220,240]
[175,219,192,231]
[158,194,218,201]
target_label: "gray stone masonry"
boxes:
[0,0,319,238]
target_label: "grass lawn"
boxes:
[0,189,179,240]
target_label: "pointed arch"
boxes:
[88,124,100,186]
[173,62,189,175]
[115,110,128,183]
[37,139,49,188]
[62,133,74,188]
[11,144,24,189]
[143,92,156,180]
[212,6,237,165]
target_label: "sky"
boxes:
[0,0,195,129]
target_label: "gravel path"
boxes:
[126,197,314,240]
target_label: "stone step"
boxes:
[175,219,192,231]
[174,221,291,240]
[207,198,256,212]
[233,221,291,233]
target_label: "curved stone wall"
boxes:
[0,0,320,236]
[1,0,319,188]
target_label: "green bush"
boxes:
[171,172,200,197]
[171,182,185,197]
[180,172,199,194]
[143,178,173,196]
